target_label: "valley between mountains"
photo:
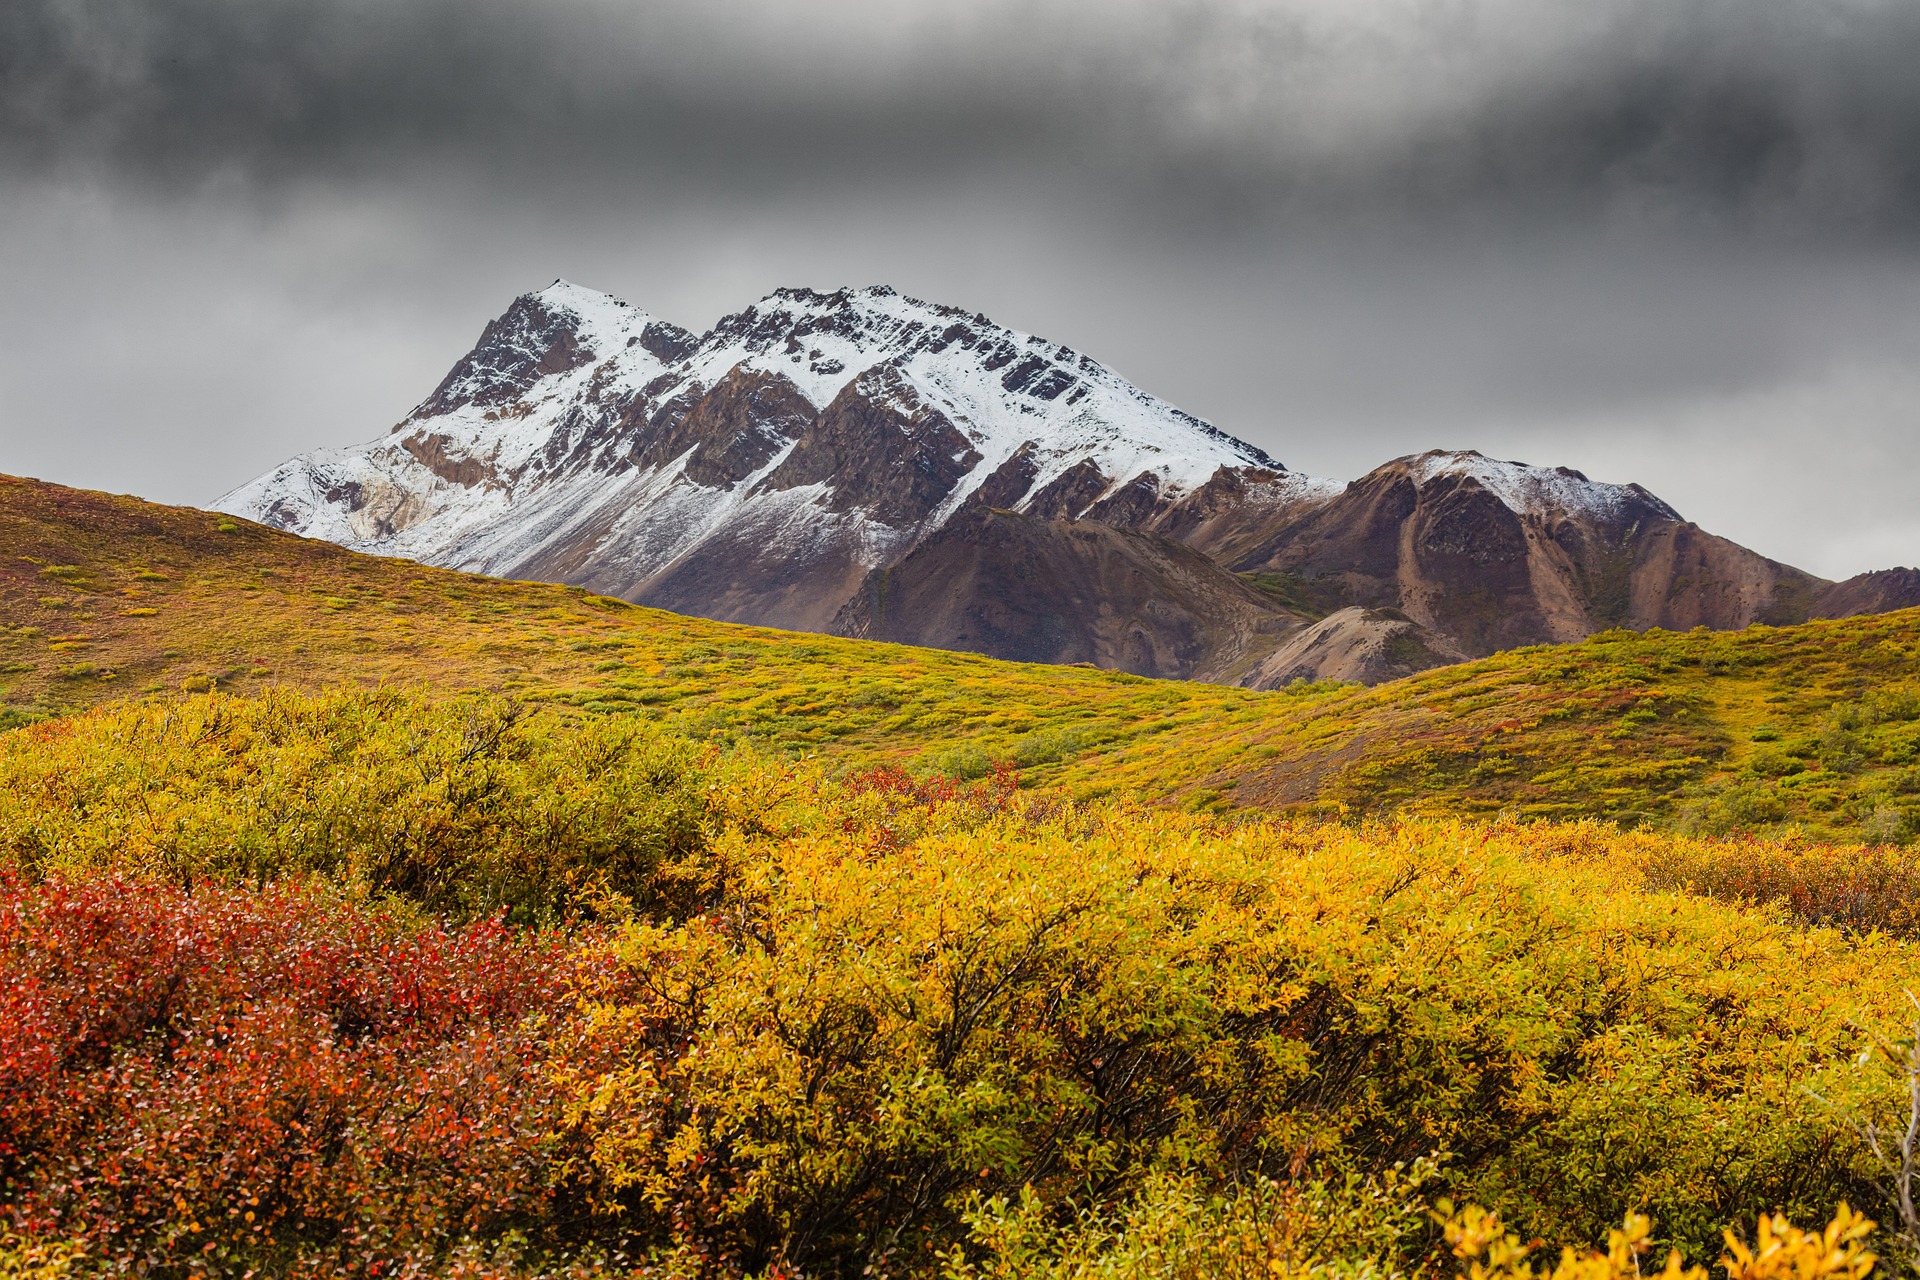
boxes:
[217,281,1920,686]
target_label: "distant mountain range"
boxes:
[217,281,1920,685]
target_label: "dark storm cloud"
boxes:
[4,0,1919,582]
[0,0,1078,190]
[5,0,1920,234]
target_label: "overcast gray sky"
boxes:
[2,0,1917,578]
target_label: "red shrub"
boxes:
[0,873,619,1273]
[833,764,1029,855]
[841,762,1021,809]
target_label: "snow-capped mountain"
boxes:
[219,281,1298,633]
[220,281,1916,685]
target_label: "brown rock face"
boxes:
[1620,521,1824,630]
[1239,607,1465,689]
[1020,459,1114,521]
[398,433,491,488]
[633,367,815,487]
[1815,568,1920,619]
[623,514,884,634]
[760,367,982,525]
[1214,451,1824,660]
[832,507,1307,681]
[967,445,1042,511]
[1132,465,1288,550]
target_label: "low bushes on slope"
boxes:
[7,468,1920,845]
[0,689,786,924]
[564,805,1911,1275]
[1178,613,1920,845]
[7,800,1912,1278]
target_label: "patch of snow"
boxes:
[1405,450,1681,523]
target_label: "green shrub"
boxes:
[1010,725,1086,768]
[1748,748,1805,778]
[944,1161,1441,1280]
[920,741,1000,781]
[0,689,772,924]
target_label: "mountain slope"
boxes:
[832,504,1306,681]
[1216,450,1828,655]
[0,471,1295,750]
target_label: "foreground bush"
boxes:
[0,873,620,1275]
[559,805,1917,1274]
[0,690,775,923]
[941,1162,1440,1279]
[1624,830,1920,935]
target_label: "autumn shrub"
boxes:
[1436,1202,1876,1280]
[941,1159,1441,1280]
[11,691,1920,1275]
[558,806,1918,1276]
[1628,831,1920,934]
[0,872,635,1276]
[1498,817,1920,936]
[0,689,778,923]
[0,1226,87,1280]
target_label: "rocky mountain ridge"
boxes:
[223,281,1287,635]
[218,281,1920,685]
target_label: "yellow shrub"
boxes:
[560,800,1920,1274]
[1722,1208,1877,1280]
[0,1229,84,1280]
[1438,1202,1874,1280]
[0,689,787,923]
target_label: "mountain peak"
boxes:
[218,280,1291,619]
[520,279,652,344]
[764,283,904,306]
[1398,449,1683,524]
[212,279,1915,688]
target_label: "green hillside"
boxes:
[3,473,1916,844]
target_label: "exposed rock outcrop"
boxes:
[832,506,1307,681]
[1238,608,1466,689]
[1815,568,1920,619]
[1215,451,1826,659]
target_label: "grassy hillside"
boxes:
[1185,612,1920,843]
[7,459,1920,1276]
[0,472,1289,766]
[3,473,1916,845]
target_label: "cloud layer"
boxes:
[7,0,1920,233]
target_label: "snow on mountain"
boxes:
[1403,450,1683,524]
[216,281,1303,629]
[220,280,694,555]
[664,286,1275,506]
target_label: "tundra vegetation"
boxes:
[4,476,1920,1275]
[3,476,1917,845]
